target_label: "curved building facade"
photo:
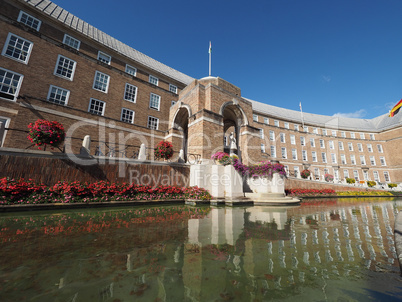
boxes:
[0,0,400,184]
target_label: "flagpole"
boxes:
[299,102,305,129]
[208,41,212,76]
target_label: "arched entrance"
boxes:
[172,106,190,161]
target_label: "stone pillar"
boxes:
[138,143,146,161]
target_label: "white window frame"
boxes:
[353,170,359,181]
[93,71,110,93]
[54,55,77,81]
[331,130,337,137]
[294,166,300,177]
[348,142,353,151]
[329,140,334,149]
[121,108,135,124]
[97,51,111,65]
[357,143,363,152]
[2,33,33,64]
[321,152,327,163]
[340,131,346,138]
[350,155,356,165]
[147,116,159,130]
[0,67,24,102]
[340,154,347,164]
[384,171,390,182]
[280,133,285,143]
[125,64,137,76]
[259,128,264,139]
[124,83,138,103]
[63,34,80,50]
[350,132,355,139]
[88,98,105,116]
[281,147,287,159]
[304,126,309,132]
[169,84,178,94]
[284,122,289,129]
[367,144,373,152]
[269,130,275,141]
[310,138,315,147]
[264,117,269,124]
[253,114,258,122]
[360,133,365,139]
[290,135,296,145]
[331,153,337,164]
[149,93,161,111]
[292,148,297,160]
[373,170,379,182]
[270,146,276,158]
[261,143,266,153]
[312,151,317,162]
[300,136,306,146]
[149,75,159,86]
[322,129,327,136]
[313,127,318,134]
[294,124,299,131]
[380,156,386,166]
[377,144,383,153]
[370,156,376,166]
[320,139,325,148]
[360,155,366,165]
[18,11,41,31]
[369,133,375,140]
[47,85,70,106]
[302,150,307,161]
[338,141,344,150]
[274,120,279,127]
[0,117,11,147]
[344,169,349,178]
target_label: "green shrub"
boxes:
[388,183,398,189]
[346,178,355,184]
[367,181,376,187]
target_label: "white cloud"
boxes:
[322,75,331,82]
[332,109,367,118]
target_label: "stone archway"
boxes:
[172,106,190,161]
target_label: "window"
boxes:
[171,101,176,107]
[284,165,290,177]
[294,166,300,177]
[97,51,111,64]
[370,156,376,166]
[18,11,41,31]
[340,131,346,138]
[312,151,317,162]
[259,128,264,139]
[261,143,265,153]
[310,138,315,147]
[331,153,337,164]
[357,143,363,152]
[0,68,23,101]
[353,170,359,181]
[303,126,308,132]
[350,155,356,165]
[280,133,285,143]
[269,130,275,141]
[377,144,383,153]
[300,136,306,146]
[2,33,33,64]
[380,156,386,166]
[47,85,69,105]
[147,116,159,130]
[367,144,373,152]
[271,146,276,158]
[324,168,329,175]
[340,154,346,164]
[284,122,289,129]
[292,148,297,160]
[124,83,137,102]
[253,114,258,122]
[88,98,105,116]
[149,93,161,110]
[373,171,379,182]
[321,152,327,163]
[63,34,80,50]
[169,84,178,94]
[294,124,299,131]
[348,142,353,151]
[322,129,327,136]
[149,75,158,86]
[363,170,369,181]
[121,108,135,124]
[350,132,355,139]
[125,64,137,76]
[290,135,295,145]
[264,117,269,124]
[384,171,390,182]
[93,71,110,93]
[0,117,10,147]
[54,55,76,80]
[302,150,307,161]
[360,133,365,139]
[344,169,349,178]
[329,140,334,149]
[313,127,318,134]
[281,147,287,159]
[338,141,344,150]
[369,133,375,140]
[274,120,279,127]
[314,168,320,178]
[320,139,325,148]
[332,130,337,136]
[360,155,366,165]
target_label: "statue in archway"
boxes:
[229,132,237,155]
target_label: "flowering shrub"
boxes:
[0,177,211,205]
[233,159,286,177]
[388,183,397,189]
[366,181,376,187]
[337,191,393,196]
[286,188,336,197]
[324,174,334,182]
[301,169,311,179]
[154,141,173,160]
[27,119,65,149]
[211,151,231,165]
[346,177,356,184]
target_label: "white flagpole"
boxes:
[299,102,305,129]
[208,41,212,76]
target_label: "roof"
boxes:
[247,98,402,132]
[22,0,194,85]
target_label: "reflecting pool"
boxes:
[1,198,402,301]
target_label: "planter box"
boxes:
[247,173,285,194]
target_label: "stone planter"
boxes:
[247,173,285,194]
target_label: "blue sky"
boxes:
[53,0,402,119]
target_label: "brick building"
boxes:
[0,0,401,184]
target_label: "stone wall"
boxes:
[285,177,384,192]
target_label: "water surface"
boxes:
[1,198,402,301]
